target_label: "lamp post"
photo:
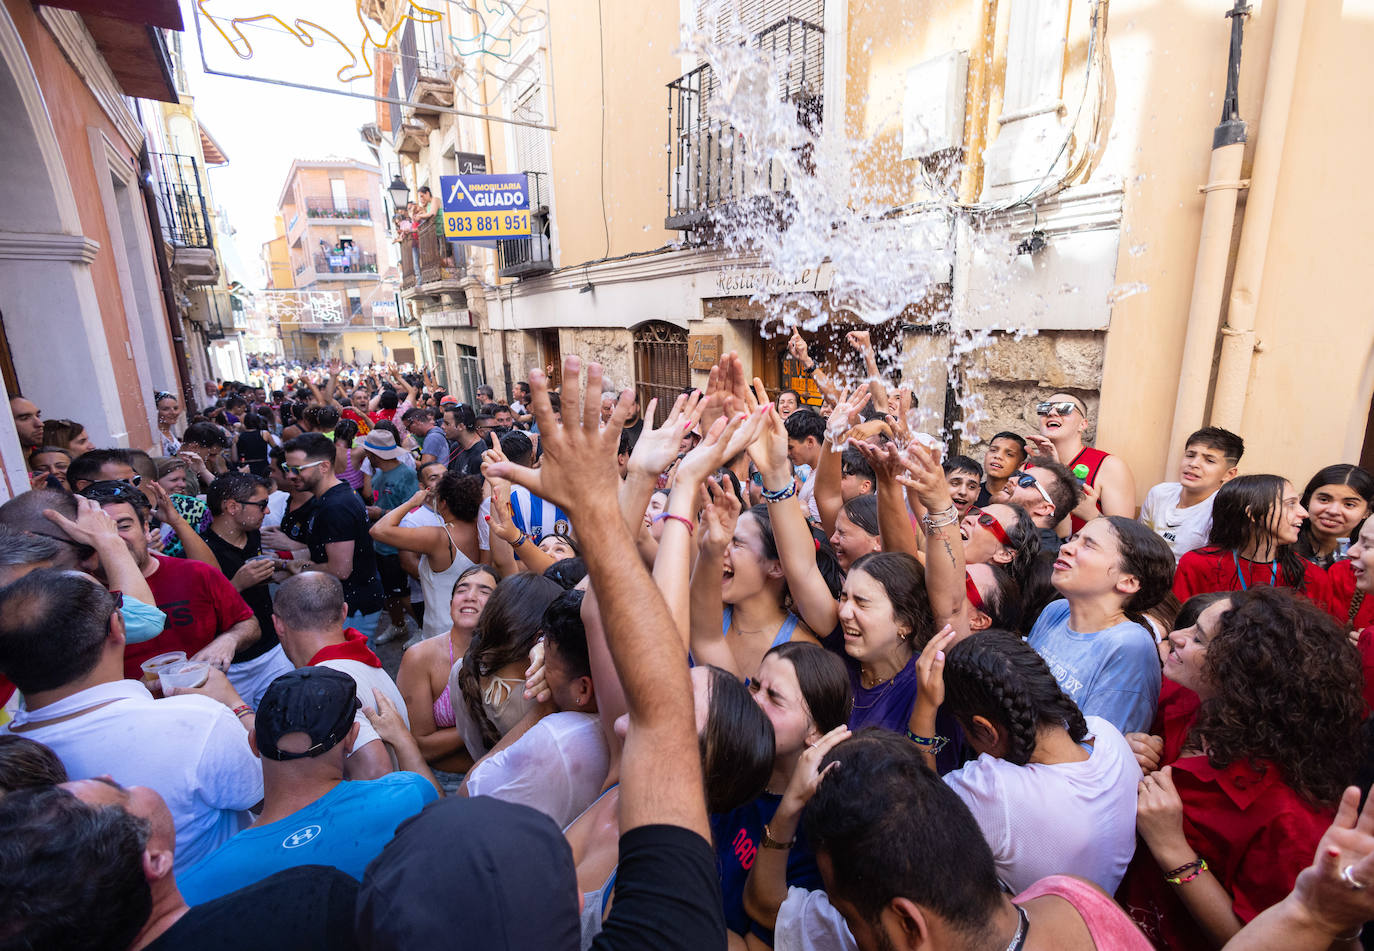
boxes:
[388,174,410,214]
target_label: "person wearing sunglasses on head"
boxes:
[1001,457,1083,557]
[957,502,1041,589]
[1026,393,1138,533]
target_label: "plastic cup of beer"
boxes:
[140,651,187,689]
[159,660,210,694]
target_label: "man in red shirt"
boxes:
[1026,393,1137,532]
[84,481,259,682]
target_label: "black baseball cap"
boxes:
[255,667,360,761]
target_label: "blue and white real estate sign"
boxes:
[439,174,532,241]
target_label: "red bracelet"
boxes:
[652,512,695,536]
[231,704,253,719]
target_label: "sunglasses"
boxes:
[281,460,328,476]
[237,498,270,510]
[81,481,145,504]
[1035,401,1079,417]
[976,511,1012,547]
[965,574,986,613]
[1013,472,1055,508]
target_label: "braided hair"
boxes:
[942,630,1088,766]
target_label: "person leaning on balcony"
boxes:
[415,187,440,222]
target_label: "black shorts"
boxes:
[376,553,409,599]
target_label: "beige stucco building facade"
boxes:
[367,0,1374,496]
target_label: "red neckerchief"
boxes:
[307,628,382,668]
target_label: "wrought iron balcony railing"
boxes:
[304,197,371,220]
[497,171,553,278]
[665,16,824,230]
[149,151,213,249]
[313,251,378,274]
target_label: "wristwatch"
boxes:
[761,823,795,850]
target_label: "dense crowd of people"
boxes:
[4,335,1374,951]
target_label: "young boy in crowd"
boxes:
[977,432,1028,506]
[1138,426,1244,559]
[942,455,983,518]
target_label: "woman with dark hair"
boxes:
[331,418,368,498]
[371,471,484,640]
[154,390,181,456]
[908,629,1142,893]
[462,589,613,828]
[451,572,564,758]
[958,501,1041,588]
[1027,516,1176,735]
[965,562,1024,634]
[710,641,852,941]
[1293,464,1374,569]
[1174,474,1335,607]
[1118,587,1365,949]
[689,494,830,679]
[41,418,92,456]
[235,412,272,478]
[397,564,497,770]
[828,493,882,571]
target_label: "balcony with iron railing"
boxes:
[497,171,554,279]
[417,216,465,287]
[665,17,824,231]
[312,250,379,277]
[400,16,455,112]
[304,197,371,221]
[149,151,213,250]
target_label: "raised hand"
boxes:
[787,330,811,365]
[825,384,871,443]
[628,392,703,480]
[1025,433,1059,461]
[915,626,957,711]
[700,476,742,553]
[780,724,851,812]
[1284,786,1374,940]
[483,357,629,520]
[43,495,121,550]
[1127,732,1164,775]
[676,408,767,488]
[846,329,872,354]
[895,441,955,512]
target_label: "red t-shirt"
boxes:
[1358,627,1374,715]
[368,409,397,424]
[1327,560,1374,631]
[1172,547,1337,617]
[125,554,255,681]
[1068,446,1110,533]
[1118,680,1334,949]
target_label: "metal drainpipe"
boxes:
[1209,0,1306,433]
[1165,0,1251,474]
[137,146,195,415]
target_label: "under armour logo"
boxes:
[282,825,322,849]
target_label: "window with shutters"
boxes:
[668,1,825,228]
[499,68,555,277]
[633,322,690,426]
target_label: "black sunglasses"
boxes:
[80,481,146,505]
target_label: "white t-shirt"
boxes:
[941,715,1142,893]
[464,712,610,829]
[315,658,409,759]
[775,887,855,951]
[2,680,262,871]
[1138,482,1216,559]
[799,468,820,523]
[400,503,445,602]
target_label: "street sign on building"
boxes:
[439,174,532,241]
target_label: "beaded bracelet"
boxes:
[762,482,798,503]
[1164,857,1208,886]
[652,512,695,536]
[904,729,949,753]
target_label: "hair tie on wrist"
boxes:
[652,512,695,536]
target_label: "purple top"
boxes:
[845,652,962,773]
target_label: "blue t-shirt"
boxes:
[370,464,420,556]
[178,771,437,905]
[421,428,450,465]
[709,792,822,941]
[1027,599,1161,735]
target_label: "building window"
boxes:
[347,289,362,317]
[432,340,449,390]
[457,344,482,405]
[633,322,689,425]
